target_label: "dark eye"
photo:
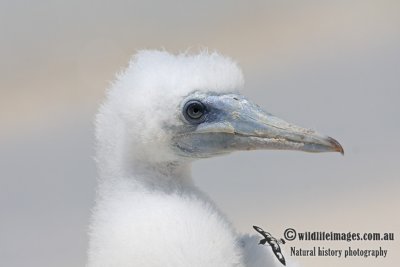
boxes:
[183,100,206,123]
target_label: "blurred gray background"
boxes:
[0,1,399,266]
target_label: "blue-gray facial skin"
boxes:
[173,91,343,159]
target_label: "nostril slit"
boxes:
[233,97,239,100]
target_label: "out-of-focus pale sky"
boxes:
[1,1,399,266]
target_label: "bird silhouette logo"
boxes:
[253,226,286,266]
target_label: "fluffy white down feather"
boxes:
[88,50,296,267]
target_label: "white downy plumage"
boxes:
[88,50,342,267]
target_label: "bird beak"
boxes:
[195,94,344,155]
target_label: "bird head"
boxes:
[96,50,343,173]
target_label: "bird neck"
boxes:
[98,160,195,194]
[132,160,194,191]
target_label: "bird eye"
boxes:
[183,100,206,123]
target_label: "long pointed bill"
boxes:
[227,114,344,154]
[193,94,344,155]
